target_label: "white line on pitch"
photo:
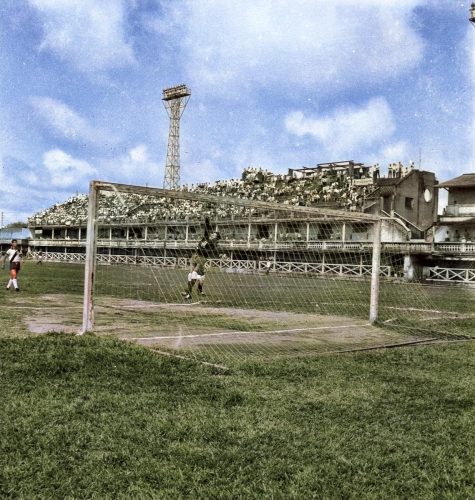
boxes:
[100,301,204,309]
[383,306,446,314]
[128,322,371,341]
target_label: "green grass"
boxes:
[1,263,475,497]
[5,261,475,338]
[98,264,475,337]
[0,334,474,498]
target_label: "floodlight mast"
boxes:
[470,3,475,25]
[162,84,191,190]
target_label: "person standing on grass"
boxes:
[181,217,220,300]
[3,239,21,292]
[265,257,273,275]
[183,250,207,300]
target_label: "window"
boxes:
[98,227,109,239]
[405,197,414,210]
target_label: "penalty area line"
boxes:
[128,322,371,341]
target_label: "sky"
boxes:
[0,0,474,224]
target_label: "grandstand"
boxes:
[24,160,475,282]
[29,162,381,226]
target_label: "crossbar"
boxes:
[91,180,380,222]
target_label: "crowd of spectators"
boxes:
[29,163,414,227]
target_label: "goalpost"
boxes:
[78,180,463,363]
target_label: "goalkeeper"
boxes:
[183,251,207,299]
[182,217,220,300]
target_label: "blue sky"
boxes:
[0,0,473,224]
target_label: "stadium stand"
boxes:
[29,161,384,226]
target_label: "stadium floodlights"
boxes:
[162,84,191,101]
[79,180,463,365]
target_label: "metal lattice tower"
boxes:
[162,84,191,189]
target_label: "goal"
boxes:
[79,180,463,364]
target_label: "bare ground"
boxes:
[0,293,425,354]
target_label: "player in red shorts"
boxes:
[3,239,21,292]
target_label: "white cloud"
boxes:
[182,159,228,185]
[285,97,396,156]
[469,27,475,165]
[128,144,149,163]
[43,149,96,188]
[163,0,425,95]
[0,154,80,221]
[100,144,163,186]
[378,141,410,163]
[28,0,135,73]
[31,96,113,145]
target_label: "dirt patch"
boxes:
[19,294,82,334]
[99,297,420,351]
[100,297,349,325]
[13,294,424,356]
[25,320,78,334]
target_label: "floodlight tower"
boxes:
[162,84,191,190]
[470,3,475,25]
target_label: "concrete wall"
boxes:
[447,187,475,206]
[435,224,475,243]
[392,171,437,230]
[381,220,408,242]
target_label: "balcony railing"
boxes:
[24,238,475,255]
[443,204,475,217]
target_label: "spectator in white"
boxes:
[3,239,21,292]
[265,257,273,275]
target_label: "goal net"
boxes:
[80,180,468,365]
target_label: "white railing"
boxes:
[26,240,475,254]
[443,204,475,217]
[307,242,373,250]
[208,258,257,271]
[434,243,475,253]
[257,260,390,277]
[28,251,392,278]
[383,242,433,252]
[29,251,86,263]
[426,267,475,284]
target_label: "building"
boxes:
[0,227,31,252]
[366,169,438,238]
[21,163,475,284]
[435,173,475,243]
[420,173,475,284]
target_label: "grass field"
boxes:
[5,261,475,339]
[0,335,474,498]
[0,262,474,497]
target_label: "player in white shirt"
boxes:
[3,239,21,291]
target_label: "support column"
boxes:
[403,254,423,281]
[369,219,382,324]
[81,181,99,334]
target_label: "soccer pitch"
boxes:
[1,262,474,497]
[2,262,474,361]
